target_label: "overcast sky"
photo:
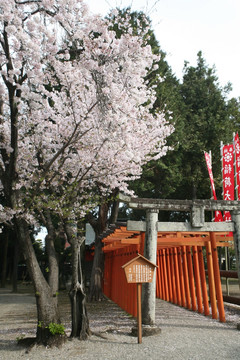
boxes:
[87,0,240,98]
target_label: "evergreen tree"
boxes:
[178,51,238,199]
[131,51,240,216]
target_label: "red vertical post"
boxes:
[166,248,173,302]
[156,251,159,298]
[192,245,203,313]
[197,246,210,316]
[118,251,121,307]
[160,250,166,300]
[210,233,225,322]
[117,251,120,305]
[119,251,123,309]
[127,247,134,317]
[157,251,162,298]
[173,247,181,306]
[103,252,108,296]
[186,246,197,311]
[177,247,186,307]
[112,252,116,302]
[109,253,114,299]
[182,246,191,309]
[162,249,169,301]
[206,241,218,319]
[120,250,124,310]
[115,252,119,303]
[156,265,159,298]
[169,248,177,304]
[126,250,130,314]
[121,250,125,311]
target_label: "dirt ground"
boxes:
[0,283,240,360]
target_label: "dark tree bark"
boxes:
[0,229,9,288]
[15,218,65,346]
[0,30,65,345]
[89,202,108,301]
[88,190,120,301]
[44,210,59,295]
[89,233,105,301]
[64,221,91,339]
[12,235,19,292]
[109,198,120,225]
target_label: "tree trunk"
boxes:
[89,202,108,300]
[12,235,19,292]
[89,194,119,301]
[45,210,59,295]
[64,221,90,339]
[109,197,119,224]
[89,234,104,301]
[1,230,9,288]
[15,217,65,346]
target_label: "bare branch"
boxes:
[15,0,41,4]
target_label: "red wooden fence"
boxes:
[102,226,233,322]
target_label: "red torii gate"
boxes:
[102,225,233,323]
[102,194,240,326]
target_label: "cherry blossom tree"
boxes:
[0,0,173,344]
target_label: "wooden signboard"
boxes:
[122,254,157,284]
[122,254,157,344]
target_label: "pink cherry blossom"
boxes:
[0,0,173,224]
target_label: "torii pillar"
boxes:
[142,209,159,325]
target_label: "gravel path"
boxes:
[0,285,240,359]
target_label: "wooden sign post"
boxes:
[122,254,157,344]
[137,282,142,343]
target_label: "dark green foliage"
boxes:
[176,52,238,199]
[130,50,240,218]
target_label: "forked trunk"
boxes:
[69,282,90,339]
[15,218,65,346]
[64,222,90,339]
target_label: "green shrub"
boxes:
[48,322,65,335]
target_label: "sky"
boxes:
[87,0,240,98]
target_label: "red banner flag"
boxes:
[222,144,234,221]
[204,152,223,221]
[234,133,240,200]
[205,152,217,199]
